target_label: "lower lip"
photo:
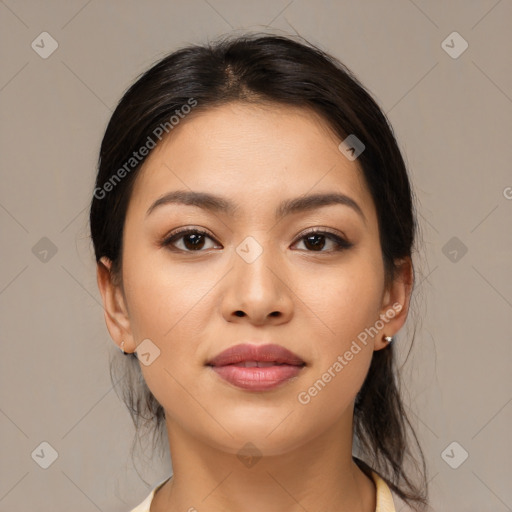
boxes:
[209,364,304,391]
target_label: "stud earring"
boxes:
[120,341,128,355]
[383,335,393,344]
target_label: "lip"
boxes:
[206,343,305,367]
[206,343,306,391]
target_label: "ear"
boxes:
[374,256,414,351]
[96,256,135,353]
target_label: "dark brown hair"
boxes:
[89,32,428,509]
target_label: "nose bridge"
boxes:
[234,233,282,295]
[222,232,292,322]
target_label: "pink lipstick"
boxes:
[206,343,306,391]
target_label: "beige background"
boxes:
[1,1,511,511]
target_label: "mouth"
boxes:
[206,342,305,367]
[215,361,305,368]
[206,343,306,391]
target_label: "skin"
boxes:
[97,101,413,512]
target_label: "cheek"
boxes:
[294,275,379,424]
[292,253,383,399]
[121,254,208,410]
[293,254,384,347]
[121,248,218,400]
[122,246,211,341]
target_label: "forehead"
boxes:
[128,101,375,222]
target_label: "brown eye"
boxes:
[293,230,353,253]
[162,229,219,252]
[161,228,352,254]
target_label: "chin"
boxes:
[199,417,311,458]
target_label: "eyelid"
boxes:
[292,227,353,251]
[160,225,353,253]
[160,226,219,247]
[293,226,348,242]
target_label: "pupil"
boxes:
[185,233,205,250]
[305,234,324,251]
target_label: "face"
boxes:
[98,101,410,457]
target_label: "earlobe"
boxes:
[375,257,414,351]
[96,257,134,352]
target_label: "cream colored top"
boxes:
[129,470,396,511]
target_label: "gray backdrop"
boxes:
[1,1,511,511]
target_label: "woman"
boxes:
[90,33,429,512]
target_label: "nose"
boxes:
[221,243,294,326]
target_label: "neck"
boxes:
[152,410,376,512]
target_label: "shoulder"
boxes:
[371,470,397,512]
[128,476,171,512]
[132,472,406,512]
[371,471,433,512]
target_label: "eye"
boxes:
[160,227,352,254]
[292,228,353,253]
[161,228,219,252]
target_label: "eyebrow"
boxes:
[146,190,366,224]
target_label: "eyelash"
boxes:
[160,227,353,254]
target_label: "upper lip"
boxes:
[206,343,305,367]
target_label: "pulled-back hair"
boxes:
[89,32,428,510]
